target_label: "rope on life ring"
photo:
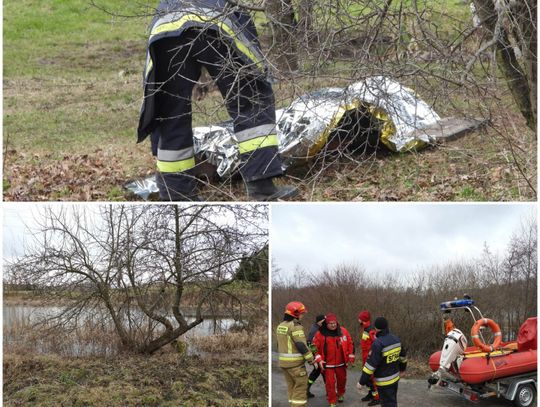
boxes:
[471,318,502,352]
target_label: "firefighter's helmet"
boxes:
[285,301,307,318]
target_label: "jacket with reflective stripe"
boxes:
[313,325,354,367]
[276,319,314,368]
[360,324,376,364]
[138,0,267,142]
[359,329,405,387]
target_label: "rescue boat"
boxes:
[429,316,537,385]
[429,343,537,384]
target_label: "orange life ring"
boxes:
[471,318,502,352]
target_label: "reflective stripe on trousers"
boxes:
[156,147,195,173]
[236,123,279,154]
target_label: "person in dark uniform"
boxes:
[138,0,297,201]
[357,317,407,407]
[306,314,326,397]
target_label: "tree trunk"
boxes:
[140,318,204,354]
[266,0,299,73]
[514,0,537,130]
[472,0,536,132]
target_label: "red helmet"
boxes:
[285,301,307,318]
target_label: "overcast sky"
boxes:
[271,203,535,281]
[3,204,42,262]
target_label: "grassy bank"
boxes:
[3,1,536,201]
[4,351,267,407]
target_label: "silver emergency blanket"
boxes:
[192,76,440,178]
[125,76,440,198]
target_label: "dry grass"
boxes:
[3,352,268,406]
[190,326,267,357]
[4,315,122,357]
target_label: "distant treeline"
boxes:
[272,219,537,358]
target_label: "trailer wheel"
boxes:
[514,383,536,407]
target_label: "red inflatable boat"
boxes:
[429,317,538,385]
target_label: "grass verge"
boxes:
[4,351,267,407]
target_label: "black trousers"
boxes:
[150,29,282,198]
[308,365,322,384]
[378,382,398,407]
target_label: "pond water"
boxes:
[4,304,235,336]
[4,304,238,356]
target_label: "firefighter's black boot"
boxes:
[361,392,373,402]
[307,383,315,398]
[246,178,298,201]
[156,172,202,201]
[367,399,380,406]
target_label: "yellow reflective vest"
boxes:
[276,320,314,368]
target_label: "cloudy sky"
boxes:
[3,204,43,262]
[271,203,535,281]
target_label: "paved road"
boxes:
[271,354,524,406]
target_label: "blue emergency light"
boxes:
[440,299,475,310]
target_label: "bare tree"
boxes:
[10,204,268,354]
[471,0,536,131]
[266,0,299,72]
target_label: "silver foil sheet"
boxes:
[192,76,441,178]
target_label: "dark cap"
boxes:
[315,314,325,323]
[374,317,388,330]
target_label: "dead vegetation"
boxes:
[190,326,267,355]
[3,352,267,407]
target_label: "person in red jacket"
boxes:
[358,310,380,405]
[313,313,355,407]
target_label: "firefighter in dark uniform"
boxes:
[306,314,325,397]
[276,302,323,406]
[357,317,407,407]
[138,0,297,201]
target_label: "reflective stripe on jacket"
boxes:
[360,324,377,363]
[359,329,405,387]
[276,320,314,368]
[313,326,354,367]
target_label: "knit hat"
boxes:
[315,314,326,323]
[374,317,388,330]
[325,313,338,323]
[358,310,371,322]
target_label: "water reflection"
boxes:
[4,304,238,356]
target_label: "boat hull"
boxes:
[429,344,537,384]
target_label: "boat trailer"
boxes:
[428,298,537,407]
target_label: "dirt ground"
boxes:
[271,354,532,406]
